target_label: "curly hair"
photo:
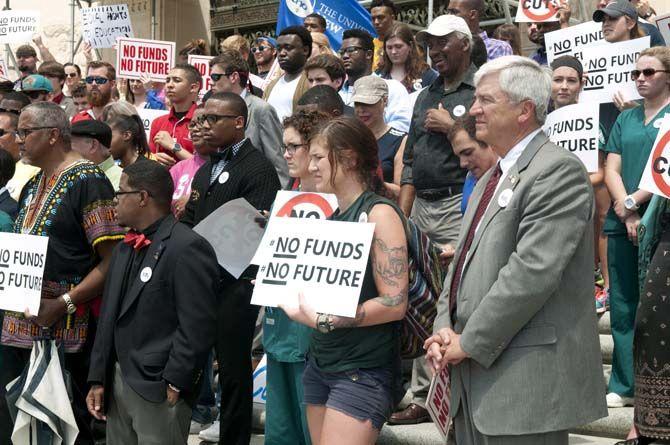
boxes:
[376,23,430,92]
[282,109,330,142]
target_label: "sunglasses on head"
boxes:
[85,76,109,85]
[631,68,670,80]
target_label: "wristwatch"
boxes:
[172,142,182,153]
[624,195,639,211]
[316,313,335,334]
[62,293,77,315]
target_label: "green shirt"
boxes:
[603,104,670,235]
[0,210,12,232]
[309,191,397,373]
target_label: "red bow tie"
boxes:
[123,231,152,251]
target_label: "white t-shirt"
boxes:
[267,75,300,124]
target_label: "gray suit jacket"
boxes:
[434,131,607,435]
[244,94,290,188]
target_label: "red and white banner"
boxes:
[515,0,560,23]
[426,367,451,440]
[188,54,214,100]
[639,114,670,198]
[116,37,175,82]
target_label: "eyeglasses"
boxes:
[202,114,239,125]
[0,107,20,115]
[65,72,78,78]
[85,76,109,85]
[338,46,364,57]
[114,189,144,198]
[282,143,308,155]
[16,127,54,139]
[188,117,204,129]
[251,45,271,53]
[0,129,16,137]
[631,68,670,80]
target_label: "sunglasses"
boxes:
[85,76,109,85]
[251,45,271,53]
[631,68,670,80]
[66,72,78,78]
[0,107,20,115]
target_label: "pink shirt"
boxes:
[170,153,207,204]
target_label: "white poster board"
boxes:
[543,103,600,172]
[269,190,338,219]
[638,114,670,198]
[545,21,604,64]
[0,233,49,315]
[81,4,134,49]
[188,54,214,100]
[193,198,265,279]
[252,354,267,404]
[0,10,39,44]
[138,108,168,139]
[251,217,375,318]
[426,367,451,441]
[580,36,650,105]
[655,13,670,47]
[116,37,175,82]
[0,57,10,79]
[515,0,559,23]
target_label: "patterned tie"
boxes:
[449,163,503,320]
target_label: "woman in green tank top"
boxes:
[280,117,409,444]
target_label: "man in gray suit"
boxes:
[209,50,290,187]
[425,56,607,444]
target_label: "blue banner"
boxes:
[276,0,377,51]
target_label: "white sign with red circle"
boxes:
[639,114,670,199]
[515,0,560,23]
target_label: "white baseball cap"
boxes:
[416,15,472,44]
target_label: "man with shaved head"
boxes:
[447,0,512,60]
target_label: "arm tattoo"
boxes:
[370,237,408,287]
[333,305,366,328]
[373,283,408,307]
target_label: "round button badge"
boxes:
[140,267,153,283]
[219,172,230,184]
[453,105,466,117]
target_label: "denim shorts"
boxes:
[302,357,394,430]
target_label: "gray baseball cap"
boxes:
[351,75,388,105]
[593,0,638,22]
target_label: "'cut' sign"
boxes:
[116,37,175,82]
[515,0,559,23]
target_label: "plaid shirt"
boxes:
[210,138,247,184]
[479,31,513,61]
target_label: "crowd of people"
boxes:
[0,0,669,444]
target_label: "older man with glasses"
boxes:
[0,102,124,444]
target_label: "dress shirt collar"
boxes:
[98,156,117,173]
[499,128,542,178]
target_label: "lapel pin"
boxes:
[140,266,153,283]
[498,189,513,208]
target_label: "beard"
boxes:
[87,88,111,107]
[18,65,32,72]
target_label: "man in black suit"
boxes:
[182,92,281,445]
[87,160,219,445]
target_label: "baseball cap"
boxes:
[15,44,37,58]
[351,75,388,105]
[593,0,638,22]
[71,120,112,148]
[255,36,277,48]
[20,74,53,93]
[416,15,472,45]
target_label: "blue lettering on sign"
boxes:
[252,365,267,401]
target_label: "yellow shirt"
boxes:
[7,160,40,201]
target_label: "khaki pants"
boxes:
[106,363,191,445]
[410,193,463,406]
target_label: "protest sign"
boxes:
[0,57,9,79]
[638,114,670,198]
[515,0,559,23]
[252,355,268,404]
[193,198,265,279]
[0,10,39,44]
[545,21,604,64]
[116,37,175,82]
[188,54,214,99]
[270,190,338,219]
[579,36,650,105]
[251,217,375,317]
[138,108,168,139]
[656,14,670,47]
[277,0,376,51]
[543,103,600,172]
[81,4,134,49]
[0,233,48,315]
[426,367,451,440]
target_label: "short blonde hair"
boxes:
[311,32,331,55]
[639,46,670,73]
[221,35,250,56]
